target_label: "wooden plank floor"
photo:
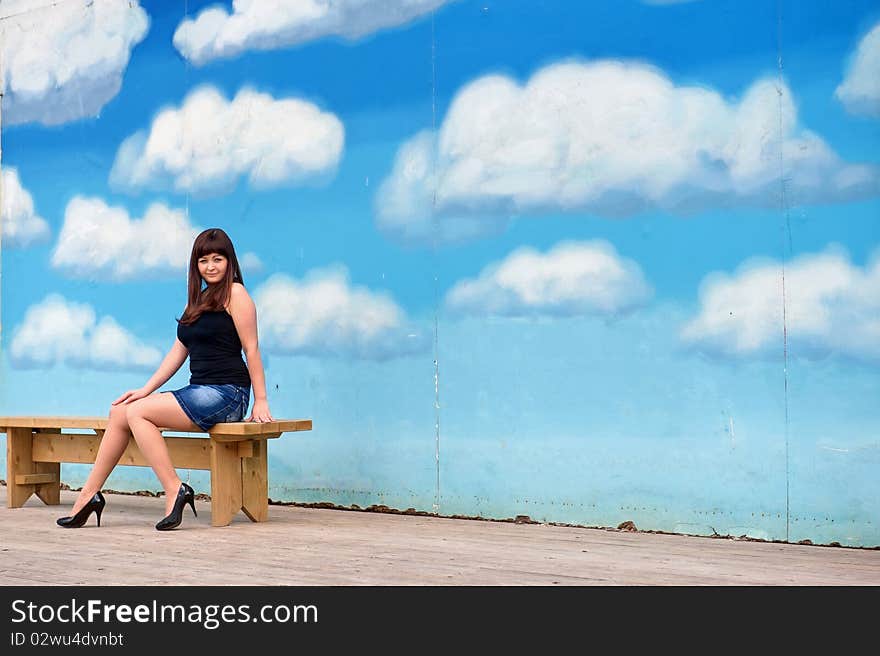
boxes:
[1,487,878,586]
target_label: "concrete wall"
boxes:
[2,0,878,546]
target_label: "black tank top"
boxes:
[177,310,251,387]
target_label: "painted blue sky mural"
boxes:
[1,0,878,545]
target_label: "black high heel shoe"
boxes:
[57,491,106,528]
[155,482,197,531]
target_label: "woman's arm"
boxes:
[140,338,189,395]
[113,338,188,405]
[228,283,274,422]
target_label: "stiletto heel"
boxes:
[57,491,106,528]
[156,482,196,531]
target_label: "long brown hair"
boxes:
[177,228,245,325]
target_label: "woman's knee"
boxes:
[125,401,144,424]
[109,403,129,425]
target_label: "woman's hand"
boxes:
[247,398,274,423]
[113,388,149,405]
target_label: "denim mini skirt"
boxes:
[170,384,250,431]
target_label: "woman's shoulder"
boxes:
[225,282,250,313]
[230,282,251,301]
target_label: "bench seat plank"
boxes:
[0,417,311,438]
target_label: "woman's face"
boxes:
[198,252,228,285]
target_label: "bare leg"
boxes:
[126,393,202,515]
[69,403,133,515]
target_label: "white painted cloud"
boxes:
[377,59,880,245]
[253,267,428,360]
[0,0,149,126]
[173,0,453,66]
[1,168,50,247]
[51,197,199,281]
[10,294,161,371]
[836,22,880,117]
[681,245,880,364]
[110,85,344,195]
[445,240,652,318]
[239,251,264,274]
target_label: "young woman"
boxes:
[56,228,274,531]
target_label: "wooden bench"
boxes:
[1,416,312,527]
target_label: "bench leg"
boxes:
[34,462,61,505]
[6,428,61,508]
[241,439,268,522]
[7,427,34,508]
[6,427,63,508]
[35,428,62,505]
[209,439,243,527]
